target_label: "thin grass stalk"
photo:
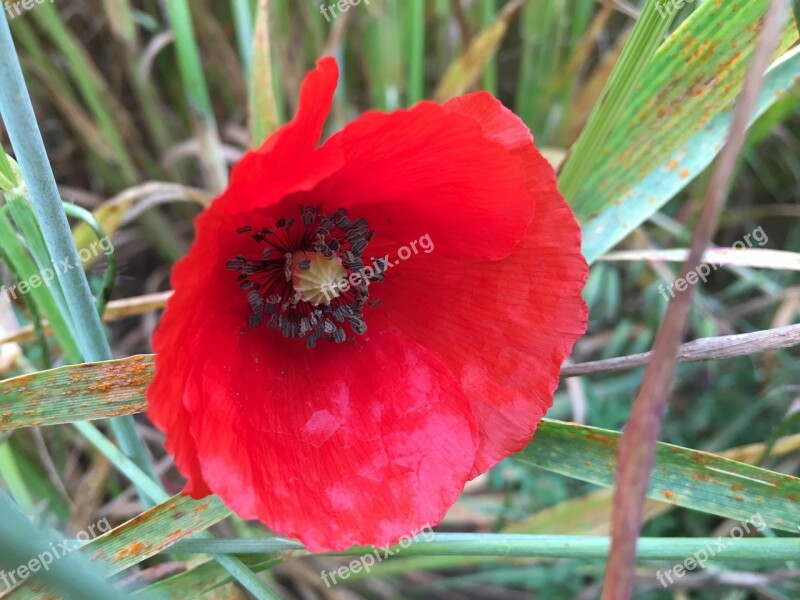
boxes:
[406,0,426,104]
[0,12,159,501]
[231,0,255,77]
[168,534,800,561]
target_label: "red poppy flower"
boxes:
[147,57,588,552]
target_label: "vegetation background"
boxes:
[0,0,799,598]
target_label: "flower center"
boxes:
[226,206,381,348]
[290,251,346,306]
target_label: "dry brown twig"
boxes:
[602,1,789,597]
[562,324,800,377]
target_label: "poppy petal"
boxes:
[443,91,556,200]
[309,101,534,260]
[151,198,479,550]
[181,325,478,552]
[222,56,344,214]
[368,183,588,477]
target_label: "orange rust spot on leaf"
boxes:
[662,490,676,500]
[114,541,150,560]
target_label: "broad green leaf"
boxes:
[524,420,800,534]
[0,355,151,431]
[559,0,675,201]
[571,1,797,221]
[582,46,800,263]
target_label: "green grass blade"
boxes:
[405,0,426,104]
[164,0,228,193]
[480,0,498,94]
[559,0,675,203]
[168,534,800,562]
[249,0,279,148]
[581,46,800,263]
[231,0,255,76]
[0,490,132,599]
[524,420,800,534]
[0,15,159,498]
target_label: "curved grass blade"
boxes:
[5,495,231,600]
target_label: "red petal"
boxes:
[444,91,558,201]
[366,95,588,475]
[373,191,586,476]
[309,101,534,260]
[149,204,478,551]
[149,58,343,494]
[185,325,476,552]
[221,56,344,214]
